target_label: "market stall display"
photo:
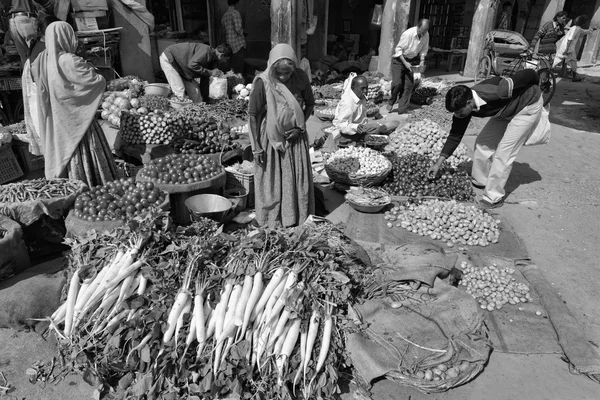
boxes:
[172,121,241,155]
[345,187,391,213]
[48,214,369,399]
[411,96,454,129]
[233,83,253,100]
[385,119,471,169]
[174,100,249,123]
[459,260,532,311]
[119,111,194,145]
[384,199,500,247]
[383,154,474,201]
[0,179,88,226]
[100,81,145,127]
[312,84,342,99]
[325,147,392,186]
[138,154,222,185]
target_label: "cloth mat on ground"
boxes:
[347,278,491,393]
[328,203,529,260]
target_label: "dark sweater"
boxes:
[162,43,217,81]
[441,69,541,158]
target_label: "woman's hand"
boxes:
[284,127,305,143]
[253,149,265,166]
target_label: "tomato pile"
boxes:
[120,111,193,145]
[139,154,222,185]
[386,119,470,169]
[73,178,166,222]
[384,199,501,247]
[383,154,474,201]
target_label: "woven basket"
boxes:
[386,361,485,393]
[325,159,392,187]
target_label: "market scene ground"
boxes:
[0,63,599,399]
[2,0,600,395]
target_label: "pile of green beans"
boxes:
[0,179,82,203]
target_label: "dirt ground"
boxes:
[1,74,600,399]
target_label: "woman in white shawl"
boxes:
[248,44,315,228]
[32,21,117,187]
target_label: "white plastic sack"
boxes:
[525,106,551,146]
[342,72,358,96]
[209,77,228,100]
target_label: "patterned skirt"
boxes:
[63,119,118,187]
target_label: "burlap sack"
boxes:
[0,179,88,226]
[0,260,66,331]
[347,280,490,393]
[0,216,30,281]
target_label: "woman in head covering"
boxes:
[248,43,315,228]
[22,13,60,156]
[32,21,117,187]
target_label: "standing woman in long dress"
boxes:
[32,21,118,187]
[248,43,315,228]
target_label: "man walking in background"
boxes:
[221,0,246,74]
[387,19,429,114]
[1,0,55,65]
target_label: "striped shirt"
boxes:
[221,6,245,53]
[530,21,566,54]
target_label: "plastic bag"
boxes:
[525,106,551,146]
[371,4,383,28]
[342,72,358,96]
[209,77,229,100]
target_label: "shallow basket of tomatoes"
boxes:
[135,153,226,194]
[64,178,170,238]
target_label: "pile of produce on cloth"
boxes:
[326,147,390,176]
[225,161,254,175]
[138,154,222,185]
[119,110,194,145]
[173,121,241,155]
[312,84,342,100]
[316,107,336,118]
[459,260,531,311]
[382,154,475,201]
[72,178,168,222]
[174,100,248,123]
[100,80,146,127]
[139,95,173,113]
[384,199,500,247]
[48,212,374,399]
[345,187,390,207]
[0,179,88,226]
[412,87,438,97]
[231,124,249,136]
[414,77,453,94]
[410,96,453,129]
[233,83,253,100]
[385,119,471,169]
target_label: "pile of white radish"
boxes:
[459,260,532,311]
[327,146,390,176]
[385,119,470,169]
[384,199,501,247]
[412,361,471,382]
[161,253,334,395]
[51,239,147,340]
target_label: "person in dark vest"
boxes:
[428,69,543,209]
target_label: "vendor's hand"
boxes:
[284,127,304,143]
[211,69,221,77]
[357,124,366,134]
[312,131,329,150]
[427,158,444,180]
[254,149,265,166]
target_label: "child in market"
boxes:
[553,15,596,82]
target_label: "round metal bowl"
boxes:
[144,83,170,97]
[185,194,233,222]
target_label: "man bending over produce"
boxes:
[314,75,396,149]
[428,69,543,209]
[160,42,232,103]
